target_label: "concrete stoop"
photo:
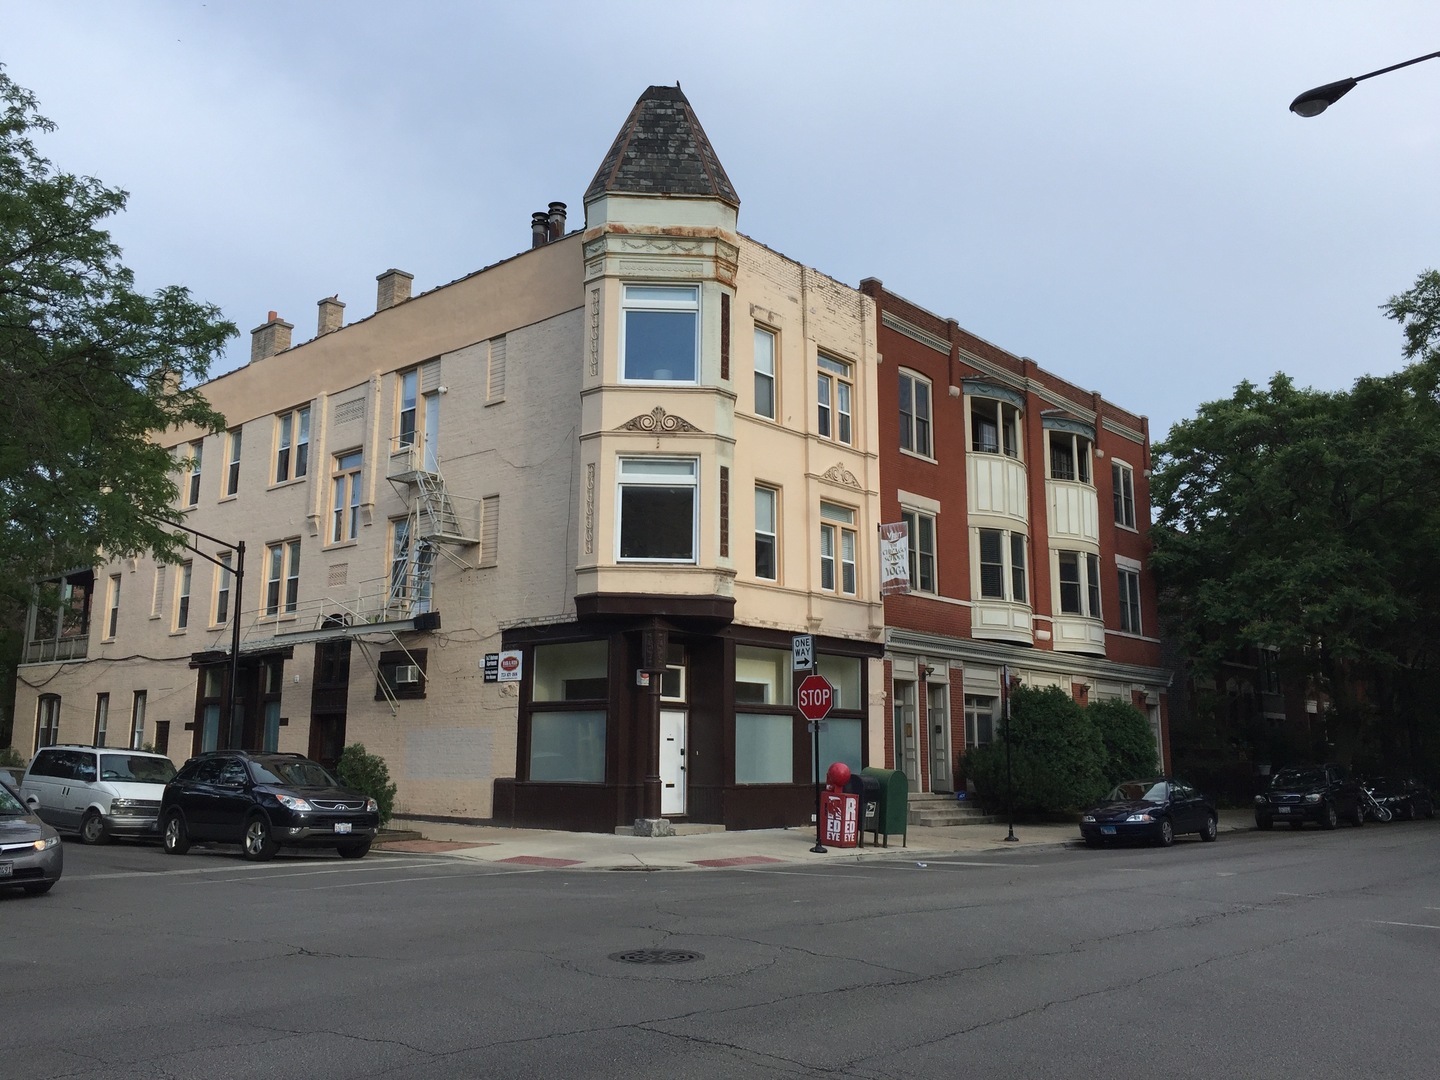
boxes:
[907,793,1001,827]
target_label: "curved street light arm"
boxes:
[1290,50,1440,116]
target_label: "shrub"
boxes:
[336,742,398,827]
[0,745,25,768]
[965,685,1109,815]
[1087,698,1159,785]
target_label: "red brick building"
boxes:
[861,280,1170,800]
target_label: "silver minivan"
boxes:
[21,745,177,844]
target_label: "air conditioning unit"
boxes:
[393,664,422,685]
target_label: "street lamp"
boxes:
[1289,50,1440,116]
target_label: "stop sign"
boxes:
[796,673,835,722]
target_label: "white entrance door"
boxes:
[660,709,686,816]
[928,683,950,793]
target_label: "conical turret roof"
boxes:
[584,85,739,207]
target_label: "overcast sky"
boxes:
[6,1,1440,442]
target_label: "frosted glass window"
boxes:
[530,710,606,782]
[736,713,792,784]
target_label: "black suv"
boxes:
[159,751,380,861]
[1255,763,1364,830]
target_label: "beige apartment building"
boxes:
[12,86,888,832]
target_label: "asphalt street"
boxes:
[6,821,1439,1079]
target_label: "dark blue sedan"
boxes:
[1080,778,1219,848]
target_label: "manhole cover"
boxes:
[608,949,704,965]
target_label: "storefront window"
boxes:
[736,713,792,784]
[533,641,608,701]
[818,718,862,774]
[735,645,787,704]
[816,655,861,709]
[529,710,606,782]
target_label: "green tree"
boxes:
[336,743,398,827]
[0,67,234,613]
[1087,698,1159,784]
[965,685,1109,815]
[1152,269,1440,776]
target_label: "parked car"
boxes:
[1,779,63,896]
[0,766,25,798]
[1080,778,1219,847]
[1365,777,1435,821]
[1254,764,1364,830]
[20,745,177,844]
[159,751,380,861]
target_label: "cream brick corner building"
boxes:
[11,86,886,832]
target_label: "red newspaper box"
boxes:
[822,789,860,848]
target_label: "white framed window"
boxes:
[817,353,853,444]
[622,284,699,382]
[94,692,109,747]
[213,551,233,626]
[899,371,932,457]
[398,369,419,447]
[971,397,1020,457]
[36,695,60,750]
[964,695,996,748]
[265,539,301,617]
[175,561,192,631]
[1112,460,1136,528]
[1118,566,1142,633]
[901,509,935,593]
[754,327,777,419]
[390,517,433,615]
[1048,431,1093,483]
[1058,550,1101,617]
[185,439,203,506]
[755,485,778,581]
[275,405,310,483]
[330,450,363,543]
[130,690,147,749]
[977,528,1027,603]
[820,501,857,595]
[617,457,698,562]
[105,573,120,639]
[224,429,242,496]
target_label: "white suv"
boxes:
[21,745,177,844]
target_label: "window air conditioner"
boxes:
[393,664,422,685]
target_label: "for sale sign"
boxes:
[497,650,523,683]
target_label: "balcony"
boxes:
[23,636,89,664]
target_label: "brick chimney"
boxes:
[376,269,414,311]
[317,295,345,336]
[547,201,567,242]
[531,211,550,248]
[250,311,293,363]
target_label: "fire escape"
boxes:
[384,433,481,617]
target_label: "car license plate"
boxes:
[333,822,352,834]
[1100,826,1116,835]
[0,862,11,877]
[1277,807,1290,814]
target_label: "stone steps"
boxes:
[907,793,1001,827]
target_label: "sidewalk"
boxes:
[375,808,1256,871]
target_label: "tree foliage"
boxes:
[0,67,234,607]
[1087,698,1159,783]
[1152,268,1440,773]
[965,685,1110,814]
[337,743,398,827]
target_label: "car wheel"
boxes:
[22,882,54,896]
[79,810,110,845]
[162,810,191,855]
[1425,800,1435,820]
[1321,802,1339,830]
[1200,814,1218,842]
[242,816,279,861]
[1157,818,1175,847]
[337,839,372,859]
[1351,800,1365,827]
[1256,817,1273,831]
